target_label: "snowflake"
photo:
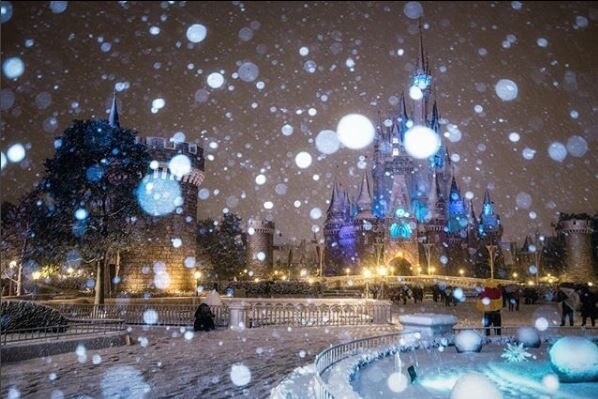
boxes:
[501,342,532,363]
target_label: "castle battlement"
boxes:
[557,219,593,234]
[248,218,275,233]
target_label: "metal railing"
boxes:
[42,299,391,329]
[314,331,411,399]
[313,325,598,398]
[44,303,229,327]
[248,301,391,327]
[1,321,126,345]
[315,274,517,289]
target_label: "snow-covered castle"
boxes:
[324,28,504,278]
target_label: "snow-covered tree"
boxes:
[34,118,150,304]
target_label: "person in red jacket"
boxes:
[476,279,503,336]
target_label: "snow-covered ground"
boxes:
[1,299,594,399]
[0,324,397,399]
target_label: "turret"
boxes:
[356,172,374,220]
[108,92,120,128]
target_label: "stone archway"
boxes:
[389,257,413,276]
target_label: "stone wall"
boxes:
[120,137,204,294]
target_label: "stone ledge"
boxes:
[0,331,131,363]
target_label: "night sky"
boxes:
[1,1,597,245]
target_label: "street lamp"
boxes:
[486,244,497,280]
[423,242,434,276]
[533,243,543,286]
[459,268,465,276]
[363,268,372,299]
[193,270,202,296]
[345,267,350,277]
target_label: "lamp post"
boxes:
[363,268,372,299]
[533,243,543,286]
[423,243,434,276]
[193,270,202,296]
[486,244,497,280]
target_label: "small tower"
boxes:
[118,94,205,293]
[557,216,595,283]
[246,218,275,279]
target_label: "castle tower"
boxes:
[246,218,275,279]
[324,183,357,275]
[557,217,595,283]
[120,129,205,293]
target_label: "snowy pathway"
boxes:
[0,300,574,399]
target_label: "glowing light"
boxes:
[74,208,88,220]
[336,114,375,150]
[310,208,322,220]
[315,129,340,154]
[299,46,309,56]
[403,1,423,19]
[186,24,207,43]
[152,98,165,111]
[508,132,520,142]
[263,201,273,210]
[168,154,191,178]
[49,1,68,14]
[281,123,294,136]
[6,143,25,163]
[450,373,501,399]
[537,38,548,48]
[548,336,598,382]
[455,330,483,353]
[136,175,182,216]
[2,57,24,79]
[143,309,158,324]
[230,364,251,386]
[548,142,567,162]
[255,174,266,185]
[522,147,536,160]
[566,135,588,157]
[515,192,532,209]
[542,374,559,392]
[409,85,423,100]
[387,372,408,393]
[453,288,464,301]
[295,151,312,168]
[534,317,549,331]
[207,72,225,89]
[404,125,441,159]
[495,79,518,101]
[238,62,259,82]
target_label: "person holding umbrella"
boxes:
[557,283,580,326]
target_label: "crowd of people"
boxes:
[385,280,597,335]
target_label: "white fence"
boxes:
[42,298,391,328]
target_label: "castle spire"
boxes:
[417,19,427,73]
[483,189,492,205]
[449,176,461,199]
[400,90,408,119]
[356,172,373,213]
[108,91,120,128]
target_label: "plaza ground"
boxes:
[0,299,589,399]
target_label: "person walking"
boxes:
[557,284,579,326]
[477,280,503,336]
[580,286,596,327]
